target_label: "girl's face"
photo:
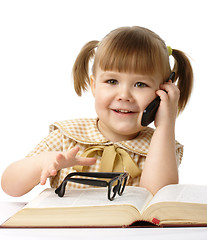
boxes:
[90,67,163,142]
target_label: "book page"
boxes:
[146,184,207,209]
[25,186,153,213]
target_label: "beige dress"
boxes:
[26,118,183,189]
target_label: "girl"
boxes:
[1,26,193,197]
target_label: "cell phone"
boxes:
[141,72,175,126]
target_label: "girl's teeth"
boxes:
[116,110,131,113]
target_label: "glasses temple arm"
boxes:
[55,180,68,197]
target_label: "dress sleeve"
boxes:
[26,129,64,157]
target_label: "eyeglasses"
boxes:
[55,172,128,201]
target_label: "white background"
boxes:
[0,0,206,202]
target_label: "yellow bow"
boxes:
[73,145,141,178]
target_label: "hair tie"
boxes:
[167,46,173,56]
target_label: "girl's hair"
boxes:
[72,26,193,114]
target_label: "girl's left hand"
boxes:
[154,81,180,128]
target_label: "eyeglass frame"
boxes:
[55,172,129,201]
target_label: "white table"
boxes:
[1,202,207,240]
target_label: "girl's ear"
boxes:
[90,75,96,97]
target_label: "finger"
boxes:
[156,89,168,101]
[49,168,57,176]
[66,146,80,159]
[48,159,60,175]
[56,147,80,162]
[159,82,171,93]
[56,152,66,161]
[160,81,178,92]
[40,167,58,185]
[75,157,96,166]
[40,170,49,185]
[160,82,180,101]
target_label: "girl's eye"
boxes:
[134,82,148,88]
[106,79,118,85]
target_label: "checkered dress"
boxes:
[26,118,183,189]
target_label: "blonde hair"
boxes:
[72,26,193,113]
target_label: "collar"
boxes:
[50,118,182,156]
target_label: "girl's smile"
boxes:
[90,67,163,142]
[112,109,136,114]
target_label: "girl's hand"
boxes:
[154,81,180,128]
[40,146,96,185]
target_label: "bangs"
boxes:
[93,27,170,79]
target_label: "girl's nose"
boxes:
[117,86,134,102]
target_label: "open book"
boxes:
[1,184,207,228]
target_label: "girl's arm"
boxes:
[1,146,96,197]
[139,81,180,195]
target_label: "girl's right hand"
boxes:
[154,80,180,128]
[40,146,96,185]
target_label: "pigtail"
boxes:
[172,49,193,114]
[72,40,99,96]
